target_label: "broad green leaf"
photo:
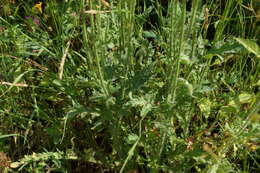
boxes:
[220,105,237,115]
[208,40,242,55]
[234,37,260,57]
[126,133,139,144]
[180,54,191,65]
[143,31,157,38]
[177,78,193,97]
[221,93,255,116]
[53,79,64,87]
[229,93,254,106]
[256,79,260,86]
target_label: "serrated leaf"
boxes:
[234,37,260,57]
[198,98,212,118]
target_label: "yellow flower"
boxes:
[249,144,257,151]
[32,1,43,13]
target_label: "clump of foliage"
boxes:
[0,0,259,172]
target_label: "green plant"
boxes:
[0,0,259,172]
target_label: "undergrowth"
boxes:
[0,0,259,172]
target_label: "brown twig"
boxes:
[84,10,111,14]
[0,81,28,87]
[58,40,71,80]
[101,0,110,8]
[203,7,209,32]
[1,54,48,71]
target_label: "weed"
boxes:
[0,0,259,172]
